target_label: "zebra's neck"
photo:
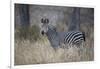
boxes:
[46,27,58,40]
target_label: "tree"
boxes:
[68,7,80,31]
[18,4,30,27]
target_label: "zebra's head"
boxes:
[40,18,49,35]
[40,18,56,35]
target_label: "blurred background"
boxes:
[14,4,94,65]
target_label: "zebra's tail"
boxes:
[82,32,85,41]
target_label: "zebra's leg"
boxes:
[67,43,74,49]
[78,41,85,56]
[53,47,58,51]
[60,43,66,49]
[64,43,71,49]
[53,45,60,51]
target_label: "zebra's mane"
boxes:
[48,25,57,32]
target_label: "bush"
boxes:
[28,25,40,41]
[15,25,40,41]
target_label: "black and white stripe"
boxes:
[40,18,85,50]
[41,25,85,49]
[46,25,60,48]
[63,31,85,45]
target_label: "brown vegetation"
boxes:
[14,23,94,65]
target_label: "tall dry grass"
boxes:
[15,37,80,65]
[15,20,94,65]
[15,31,93,65]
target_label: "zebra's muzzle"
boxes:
[41,31,45,35]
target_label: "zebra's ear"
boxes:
[41,18,49,24]
[45,19,49,24]
[41,18,44,23]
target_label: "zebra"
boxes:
[41,18,60,49]
[40,18,85,50]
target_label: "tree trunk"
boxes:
[68,8,80,31]
[18,4,30,27]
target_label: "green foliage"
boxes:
[28,25,40,41]
[15,25,40,41]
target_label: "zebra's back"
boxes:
[59,31,85,46]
